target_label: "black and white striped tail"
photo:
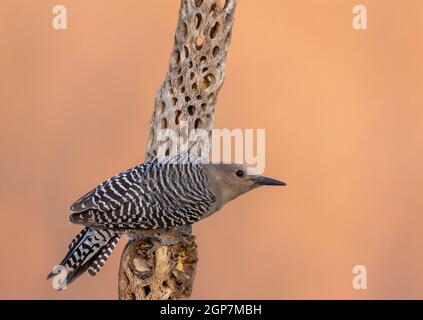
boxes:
[47,227,120,288]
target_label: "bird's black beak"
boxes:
[255,176,287,186]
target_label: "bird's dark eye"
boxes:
[235,170,244,177]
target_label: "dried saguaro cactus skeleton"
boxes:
[118,0,237,300]
[147,0,236,158]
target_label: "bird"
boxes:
[47,155,286,288]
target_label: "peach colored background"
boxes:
[1,0,422,299]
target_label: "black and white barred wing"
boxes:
[69,159,217,230]
[70,164,148,214]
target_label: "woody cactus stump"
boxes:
[118,0,237,300]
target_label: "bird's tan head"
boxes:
[202,163,286,207]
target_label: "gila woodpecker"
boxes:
[47,155,286,287]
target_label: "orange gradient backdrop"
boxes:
[0,0,422,299]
